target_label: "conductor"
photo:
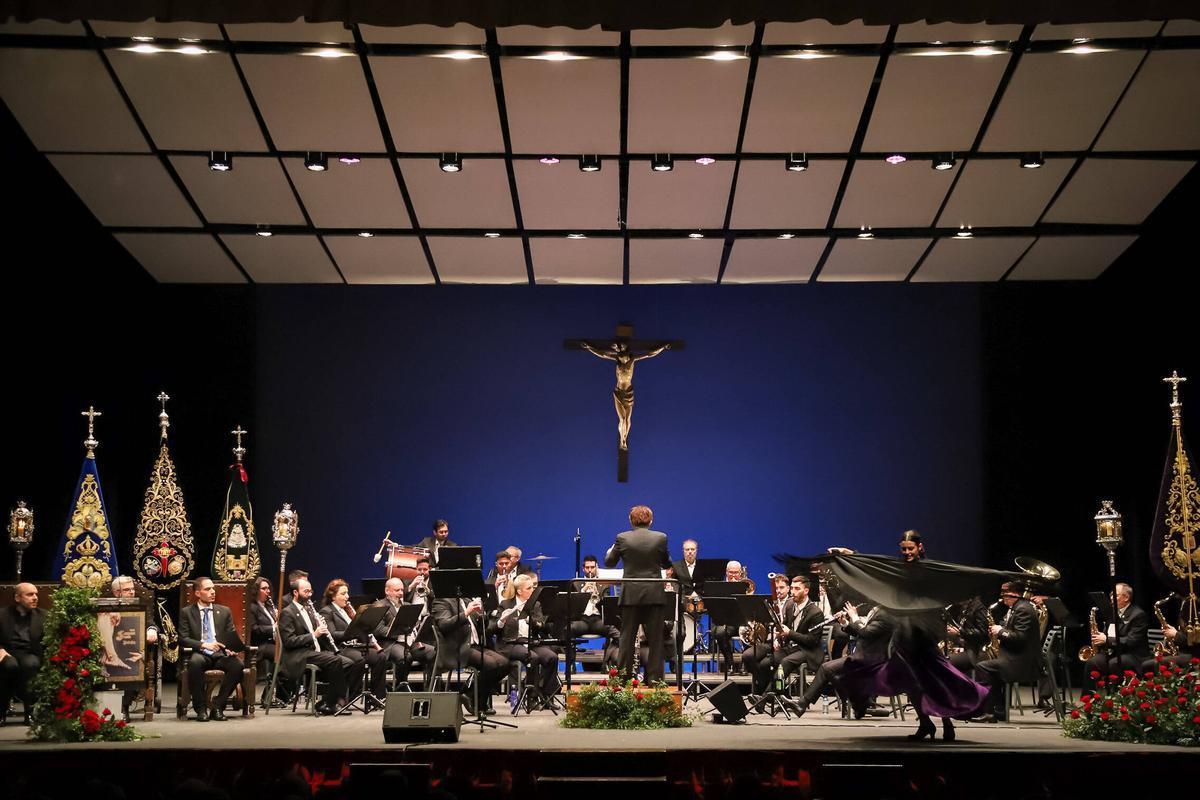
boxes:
[605,505,672,683]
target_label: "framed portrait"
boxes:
[93,599,147,684]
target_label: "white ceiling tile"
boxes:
[400,158,515,228]
[729,159,843,229]
[818,238,932,281]
[632,23,754,46]
[912,236,1035,282]
[48,154,200,227]
[220,234,341,283]
[743,56,878,152]
[531,237,624,284]
[628,59,748,152]
[0,48,147,152]
[937,158,1074,227]
[1096,51,1200,151]
[1031,21,1164,40]
[894,22,1024,43]
[835,160,958,228]
[721,238,827,283]
[428,236,528,283]
[107,51,266,151]
[981,52,1142,151]
[627,161,734,228]
[360,23,485,45]
[863,53,1010,151]
[763,21,887,45]
[283,158,411,228]
[322,236,433,284]
[498,25,619,46]
[225,20,353,43]
[115,233,245,283]
[372,56,504,152]
[237,54,383,151]
[1007,235,1137,280]
[502,58,620,153]
[1162,20,1200,35]
[1043,159,1195,224]
[629,239,723,283]
[171,155,305,224]
[89,20,222,39]
[514,161,620,230]
[0,18,85,35]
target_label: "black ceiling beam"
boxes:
[485,28,535,285]
[619,30,631,285]
[715,22,764,284]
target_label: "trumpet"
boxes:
[1153,596,1179,658]
[1078,607,1099,661]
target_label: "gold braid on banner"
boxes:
[213,503,260,582]
[61,474,114,590]
[1161,373,1200,646]
[132,443,195,591]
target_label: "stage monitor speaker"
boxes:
[381,692,462,743]
[707,679,748,723]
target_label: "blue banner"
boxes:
[56,456,119,589]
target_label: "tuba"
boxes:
[1078,607,1100,661]
[1153,596,1180,657]
[739,563,756,595]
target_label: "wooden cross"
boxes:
[157,391,171,439]
[81,405,101,458]
[231,425,247,463]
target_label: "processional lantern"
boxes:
[272,503,299,608]
[7,500,34,581]
[1094,499,1124,573]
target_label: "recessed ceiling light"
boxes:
[527,51,588,61]
[539,156,560,165]
[131,36,154,42]
[439,153,462,173]
[954,226,973,239]
[305,47,355,59]
[208,151,232,172]
[651,154,674,172]
[357,231,373,238]
[578,155,601,173]
[781,50,833,59]
[785,153,808,172]
[688,232,705,239]
[304,152,328,172]
[123,43,165,54]
[1063,44,1110,54]
[484,232,501,238]
[436,49,487,60]
[700,50,747,61]
[885,154,907,165]
[566,233,587,239]
[338,155,361,165]
[255,225,273,237]
[1020,153,1044,169]
[932,153,955,171]
[174,45,209,55]
[857,226,874,239]
[777,233,796,239]
[695,157,716,166]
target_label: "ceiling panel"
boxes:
[89,20,221,39]
[220,234,341,283]
[632,23,754,46]
[628,59,748,152]
[531,237,624,284]
[1162,20,1200,35]
[721,237,827,283]
[629,238,723,284]
[1007,235,1138,280]
[502,57,620,153]
[514,161,620,230]
[1043,159,1195,224]
[283,157,411,228]
[1096,51,1200,151]
[895,22,1024,42]
[360,23,485,44]
[498,26,619,46]
[1031,21,1164,40]
[428,236,528,283]
[225,21,353,43]
[762,21,887,45]
[981,52,1142,151]
[863,53,1010,151]
[322,236,432,284]
[818,238,932,281]
[0,48,147,152]
[627,161,735,228]
[237,54,383,151]
[0,18,83,35]
[372,55,503,152]
[170,155,305,224]
[48,154,200,227]
[743,57,878,152]
[400,158,515,228]
[835,160,959,228]
[729,159,843,229]
[115,233,245,283]
[911,236,1034,282]
[107,51,266,151]
[937,157,1073,227]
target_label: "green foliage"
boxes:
[27,585,140,742]
[1061,657,1200,747]
[562,669,692,730]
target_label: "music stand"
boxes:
[335,605,392,715]
[704,596,747,682]
[437,546,483,572]
[558,588,596,694]
[735,595,797,719]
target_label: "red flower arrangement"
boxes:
[1063,656,1199,746]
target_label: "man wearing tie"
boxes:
[414,519,457,566]
[278,578,365,715]
[605,505,672,683]
[178,577,245,722]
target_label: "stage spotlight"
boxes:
[932,153,955,171]
[579,155,602,172]
[785,153,808,172]
[651,154,674,172]
[304,152,328,172]
[439,153,462,173]
[208,151,232,172]
[1020,153,1044,169]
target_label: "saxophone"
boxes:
[983,607,1001,660]
[1078,607,1100,661]
[156,596,180,663]
[1153,596,1180,657]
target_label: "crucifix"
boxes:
[81,405,102,459]
[157,391,171,439]
[231,425,247,463]
[566,323,683,482]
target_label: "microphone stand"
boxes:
[467,595,516,732]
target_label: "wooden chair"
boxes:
[175,581,257,719]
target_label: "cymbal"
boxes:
[527,554,558,561]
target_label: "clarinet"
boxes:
[306,599,339,653]
[265,596,279,623]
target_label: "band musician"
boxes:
[492,573,560,703]
[278,578,365,715]
[1083,582,1150,690]
[972,582,1040,723]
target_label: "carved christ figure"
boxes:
[580,340,672,450]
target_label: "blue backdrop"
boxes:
[252,284,984,593]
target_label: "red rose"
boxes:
[613,685,621,692]
[1155,698,1167,706]
[103,708,111,716]
[80,669,89,677]
[1170,706,1179,714]
[1144,671,1155,678]
[1103,699,1114,709]
[609,668,618,677]
[1096,680,1106,687]
[116,720,126,729]
[1194,716,1200,724]
[1080,693,1092,702]
[1070,710,1080,719]
[630,679,639,687]
[1108,674,1118,681]
[1137,691,1147,698]
[1140,702,1152,710]
[1145,714,1157,725]
[598,679,607,687]
[81,709,101,735]
[1100,711,1110,721]
[1123,669,1135,677]
[1190,657,1199,665]
[1090,670,1101,679]
[636,693,644,701]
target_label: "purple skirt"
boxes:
[836,648,988,719]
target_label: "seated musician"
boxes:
[486,551,514,603]
[571,555,617,638]
[506,546,535,577]
[710,560,748,674]
[319,579,369,694]
[796,600,894,718]
[430,589,510,716]
[972,582,1040,722]
[492,574,560,703]
[1083,582,1150,690]
[109,576,158,721]
[744,575,824,695]
[248,576,290,705]
[177,577,245,722]
[368,577,413,699]
[945,596,991,675]
[1145,603,1199,673]
[671,539,700,600]
[405,557,432,604]
[278,578,365,715]
[0,583,46,726]
[413,519,457,566]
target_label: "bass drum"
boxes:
[681,612,700,654]
[385,546,426,584]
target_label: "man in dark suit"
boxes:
[0,582,46,725]
[430,593,510,715]
[743,574,825,695]
[484,551,515,602]
[278,577,365,715]
[670,539,700,598]
[604,504,672,683]
[973,582,1041,722]
[178,577,245,722]
[413,519,457,566]
[504,546,536,577]
[797,601,894,718]
[492,574,559,702]
[1083,582,1150,689]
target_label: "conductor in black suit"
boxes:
[413,519,458,566]
[178,577,245,721]
[604,505,672,683]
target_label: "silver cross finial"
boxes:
[81,406,102,458]
[157,391,171,439]
[231,425,247,463]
